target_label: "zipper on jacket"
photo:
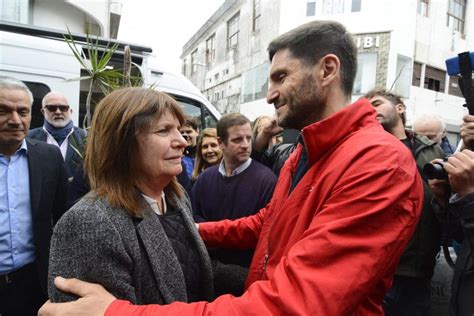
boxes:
[262,254,269,272]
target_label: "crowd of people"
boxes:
[0,19,473,316]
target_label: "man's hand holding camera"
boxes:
[429,115,474,208]
[443,150,474,198]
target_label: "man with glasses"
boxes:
[28,91,86,180]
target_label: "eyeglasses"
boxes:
[44,105,70,113]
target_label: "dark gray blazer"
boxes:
[28,127,86,179]
[26,138,68,293]
[48,192,213,304]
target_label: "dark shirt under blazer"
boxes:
[48,192,214,304]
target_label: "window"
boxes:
[412,62,422,87]
[174,95,218,129]
[306,0,316,16]
[322,0,344,15]
[424,66,445,92]
[417,0,429,17]
[351,0,361,12]
[206,34,216,64]
[182,58,187,76]
[1,0,29,24]
[253,0,262,32]
[22,81,51,129]
[353,53,377,95]
[448,76,464,97]
[447,0,466,34]
[393,55,413,98]
[241,63,270,103]
[191,49,198,74]
[227,13,240,49]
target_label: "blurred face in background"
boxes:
[180,125,199,147]
[414,120,444,145]
[201,136,222,165]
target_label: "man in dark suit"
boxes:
[0,76,67,316]
[28,91,86,181]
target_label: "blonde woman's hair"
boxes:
[191,128,221,181]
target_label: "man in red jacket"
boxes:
[39,20,423,316]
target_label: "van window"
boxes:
[173,95,217,129]
[23,81,51,129]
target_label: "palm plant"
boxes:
[63,28,123,128]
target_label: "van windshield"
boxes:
[173,95,217,129]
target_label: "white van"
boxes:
[0,21,221,129]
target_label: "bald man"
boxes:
[413,114,454,156]
[28,92,86,180]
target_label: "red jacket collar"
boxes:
[300,98,379,166]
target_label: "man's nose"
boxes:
[8,111,22,125]
[266,84,279,104]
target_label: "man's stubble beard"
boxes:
[277,74,324,130]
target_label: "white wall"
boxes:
[240,98,274,121]
[33,0,86,33]
[407,86,466,126]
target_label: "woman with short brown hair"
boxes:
[48,87,213,305]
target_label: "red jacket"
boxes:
[106,99,423,316]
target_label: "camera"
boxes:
[422,161,448,180]
[445,51,474,115]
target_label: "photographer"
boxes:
[429,114,474,316]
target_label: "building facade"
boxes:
[182,0,473,142]
[0,0,122,38]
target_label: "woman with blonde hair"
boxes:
[191,128,222,182]
[47,87,213,305]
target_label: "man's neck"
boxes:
[0,142,22,158]
[390,123,407,140]
[223,158,248,177]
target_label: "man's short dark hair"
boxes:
[217,113,251,144]
[182,116,199,131]
[364,88,407,126]
[268,20,357,97]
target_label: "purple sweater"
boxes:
[191,160,277,267]
[192,160,277,223]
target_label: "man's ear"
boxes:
[318,54,340,88]
[218,137,227,149]
[40,107,45,116]
[395,103,405,115]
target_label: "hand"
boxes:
[428,179,450,209]
[254,118,283,151]
[444,149,474,197]
[460,115,474,150]
[261,118,283,137]
[38,277,116,316]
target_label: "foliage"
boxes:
[63,28,137,128]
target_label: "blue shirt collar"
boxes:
[0,139,28,159]
[218,158,252,177]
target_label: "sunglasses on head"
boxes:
[44,104,70,112]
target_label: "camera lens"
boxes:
[422,162,448,180]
